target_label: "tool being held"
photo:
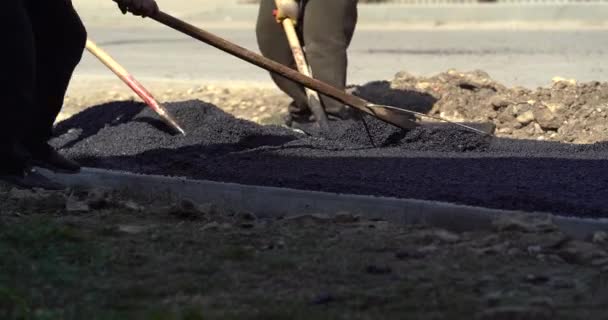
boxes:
[273,0,329,130]
[150,12,490,136]
[85,39,186,136]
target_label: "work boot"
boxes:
[26,142,81,174]
[0,168,65,191]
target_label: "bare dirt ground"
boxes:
[1,186,608,320]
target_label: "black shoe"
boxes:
[28,143,80,174]
[0,168,65,191]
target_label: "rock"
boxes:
[311,293,335,305]
[528,296,554,309]
[332,212,360,223]
[66,197,90,213]
[418,245,439,254]
[558,240,607,265]
[8,188,38,200]
[507,248,523,256]
[549,278,575,289]
[493,214,557,233]
[483,291,503,307]
[533,108,562,130]
[552,76,577,86]
[122,200,144,211]
[516,111,535,125]
[237,211,257,221]
[524,274,550,285]
[433,229,461,243]
[395,249,427,260]
[118,225,150,234]
[591,257,608,267]
[527,245,543,255]
[544,102,566,114]
[201,222,221,231]
[284,214,332,224]
[86,189,111,210]
[489,95,511,109]
[476,306,553,320]
[365,265,392,275]
[473,242,511,256]
[592,231,608,244]
[169,199,206,220]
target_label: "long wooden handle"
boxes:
[85,39,186,135]
[150,11,417,130]
[275,1,329,129]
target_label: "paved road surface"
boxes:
[72,26,608,89]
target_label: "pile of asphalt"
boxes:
[52,100,608,218]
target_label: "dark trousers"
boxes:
[256,0,358,119]
[1,0,86,169]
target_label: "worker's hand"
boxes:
[275,0,300,24]
[113,0,159,18]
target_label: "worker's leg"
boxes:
[303,0,358,119]
[24,0,87,145]
[256,0,310,119]
[18,0,86,173]
[0,0,36,175]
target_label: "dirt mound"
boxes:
[354,69,608,144]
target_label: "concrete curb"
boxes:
[45,168,608,239]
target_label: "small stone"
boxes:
[365,265,392,275]
[395,249,426,260]
[332,212,360,223]
[418,245,439,254]
[284,214,331,224]
[591,257,608,267]
[237,212,257,221]
[240,223,255,229]
[476,306,552,320]
[169,199,206,219]
[592,231,608,244]
[311,293,335,305]
[507,248,523,256]
[516,111,535,125]
[551,76,577,85]
[524,274,550,285]
[489,95,510,109]
[433,229,461,243]
[8,188,37,200]
[118,225,149,234]
[544,102,565,114]
[528,296,554,309]
[484,291,503,307]
[123,200,143,211]
[493,214,556,233]
[201,222,221,231]
[66,197,90,213]
[558,240,607,265]
[527,245,543,255]
[86,189,110,210]
[549,278,575,289]
[533,108,562,130]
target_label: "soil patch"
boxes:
[1,187,608,319]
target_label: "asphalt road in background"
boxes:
[73,25,608,89]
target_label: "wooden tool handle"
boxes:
[85,39,186,135]
[150,11,417,130]
[277,7,329,128]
